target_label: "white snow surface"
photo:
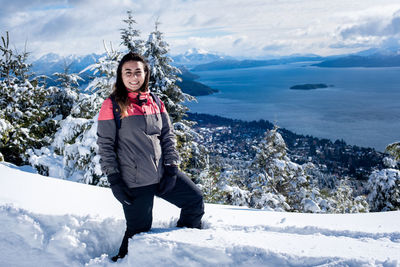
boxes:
[0,162,399,267]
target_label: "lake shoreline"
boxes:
[186,65,400,151]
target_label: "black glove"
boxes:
[108,173,132,205]
[158,165,178,195]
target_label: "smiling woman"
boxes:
[121,61,146,92]
[96,52,204,262]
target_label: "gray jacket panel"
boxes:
[97,95,180,188]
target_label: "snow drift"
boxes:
[0,162,399,266]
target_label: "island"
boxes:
[290,83,330,90]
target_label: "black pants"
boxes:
[117,170,204,256]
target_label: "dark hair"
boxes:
[111,53,150,117]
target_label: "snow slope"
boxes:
[1,162,399,267]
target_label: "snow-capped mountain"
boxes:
[30,49,228,76]
[1,162,400,266]
[314,45,400,67]
[172,48,232,67]
[354,44,400,57]
[31,53,103,76]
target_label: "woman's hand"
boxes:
[108,173,132,205]
[158,165,178,195]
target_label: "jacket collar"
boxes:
[127,90,150,104]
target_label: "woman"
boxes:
[97,52,204,262]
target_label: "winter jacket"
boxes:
[97,91,180,188]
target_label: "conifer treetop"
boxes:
[120,10,145,54]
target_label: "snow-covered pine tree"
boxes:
[28,65,105,184]
[384,142,400,168]
[144,20,195,122]
[53,61,82,118]
[27,62,91,178]
[143,20,207,177]
[329,178,369,213]
[204,166,250,207]
[0,32,32,83]
[82,42,122,99]
[120,10,145,55]
[0,32,61,165]
[367,142,400,211]
[250,126,321,212]
[1,31,14,84]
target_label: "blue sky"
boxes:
[1,0,400,58]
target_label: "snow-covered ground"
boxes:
[1,162,399,267]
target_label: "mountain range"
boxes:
[312,54,400,68]
[171,48,233,67]
[28,47,400,93]
[30,47,400,76]
[30,53,101,77]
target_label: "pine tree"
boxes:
[144,20,207,177]
[367,142,400,211]
[367,168,400,211]
[199,164,251,207]
[384,142,400,168]
[250,126,321,212]
[53,61,81,118]
[0,31,14,84]
[0,32,61,165]
[144,20,195,122]
[329,178,369,213]
[120,10,145,55]
[82,41,122,99]
[27,74,105,184]
[1,32,32,83]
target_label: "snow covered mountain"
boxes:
[31,49,228,76]
[1,162,399,266]
[172,48,232,67]
[30,53,102,76]
[313,46,400,68]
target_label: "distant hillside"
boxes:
[192,56,323,71]
[313,54,400,68]
[29,52,218,96]
[177,66,218,96]
[177,80,218,96]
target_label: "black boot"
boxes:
[111,229,134,262]
[111,253,126,262]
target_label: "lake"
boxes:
[185,64,400,152]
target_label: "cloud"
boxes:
[339,9,400,38]
[183,15,198,27]
[0,0,64,14]
[2,0,400,58]
[329,41,372,49]
[262,44,286,52]
[233,37,245,46]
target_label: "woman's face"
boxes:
[121,60,146,92]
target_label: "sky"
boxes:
[1,0,400,59]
